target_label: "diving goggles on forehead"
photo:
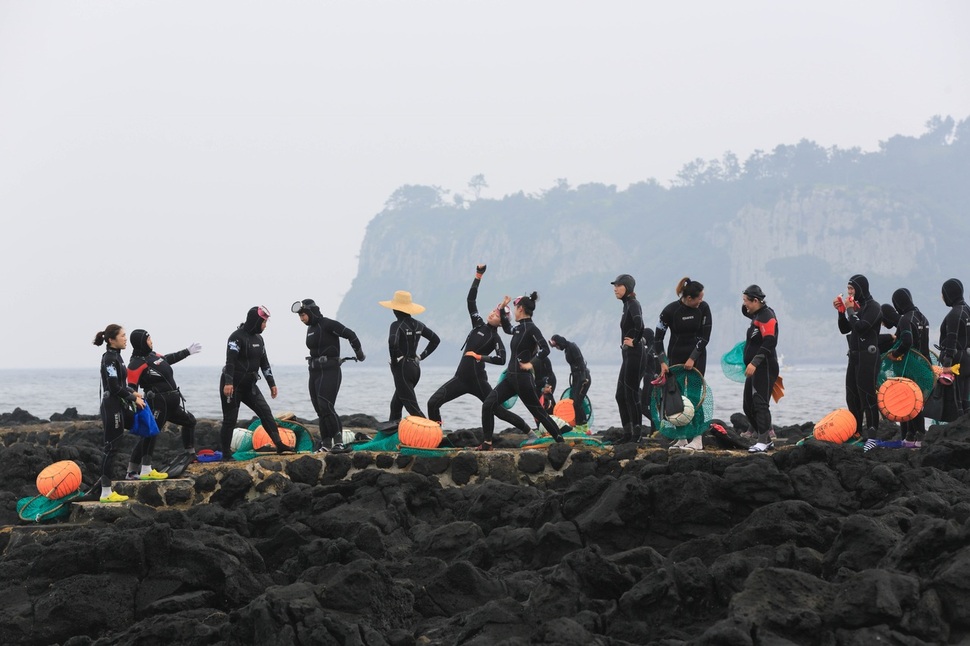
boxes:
[257,305,271,320]
[291,301,304,314]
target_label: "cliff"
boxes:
[337,118,970,367]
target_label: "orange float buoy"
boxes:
[252,426,297,451]
[813,408,857,444]
[878,377,924,422]
[553,399,577,426]
[398,415,443,449]
[36,460,82,500]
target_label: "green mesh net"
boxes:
[520,429,606,448]
[560,386,594,428]
[721,341,747,384]
[230,418,315,461]
[351,431,401,452]
[878,347,935,397]
[17,488,85,523]
[649,365,715,440]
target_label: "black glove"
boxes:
[476,264,487,275]
[355,348,366,362]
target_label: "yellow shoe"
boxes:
[100,491,129,503]
[139,469,169,481]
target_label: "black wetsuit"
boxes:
[550,335,591,426]
[654,300,713,375]
[303,307,364,447]
[427,276,530,432]
[482,311,565,443]
[99,347,138,487]
[742,303,780,442]
[219,308,285,455]
[615,295,645,438]
[128,334,196,456]
[890,288,930,437]
[387,313,440,421]
[837,275,882,438]
[939,279,970,419]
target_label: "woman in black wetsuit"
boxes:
[887,288,930,444]
[654,277,712,377]
[427,264,532,434]
[834,274,882,447]
[938,278,970,420]
[93,324,145,503]
[480,292,568,450]
[549,334,591,431]
[613,274,644,444]
[380,290,440,421]
[741,285,780,453]
[292,298,365,451]
[219,306,288,457]
[127,330,201,478]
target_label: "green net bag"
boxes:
[18,489,86,523]
[351,430,401,452]
[721,341,747,384]
[649,365,715,441]
[878,347,935,397]
[231,418,315,460]
[560,386,594,429]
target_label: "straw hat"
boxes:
[379,290,425,314]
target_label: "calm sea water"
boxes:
[0,363,848,430]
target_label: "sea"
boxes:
[0,363,849,430]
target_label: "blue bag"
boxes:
[130,402,160,437]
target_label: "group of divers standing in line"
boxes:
[90,265,970,503]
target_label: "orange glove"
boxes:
[464,351,482,361]
[834,295,846,314]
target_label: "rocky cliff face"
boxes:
[339,184,957,367]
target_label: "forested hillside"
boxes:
[337,116,970,366]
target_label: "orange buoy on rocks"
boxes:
[252,426,297,451]
[878,377,924,422]
[398,416,443,449]
[36,460,82,499]
[813,408,857,444]
[553,399,577,426]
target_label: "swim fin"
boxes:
[157,451,195,478]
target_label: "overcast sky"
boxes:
[1,1,968,371]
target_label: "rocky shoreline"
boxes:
[2,407,970,645]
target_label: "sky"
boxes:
[1,1,968,370]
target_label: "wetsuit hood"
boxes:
[550,334,567,348]
[243,307,265,334]
[611,274,635,298]
[296,298,323,323]
[880,304,900,329]
[848,274,872,303]
[943,278,964,307]
[130,329,151,356]
[892,288,915,315]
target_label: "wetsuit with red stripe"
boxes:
[742,304,779,441]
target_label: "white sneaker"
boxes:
[748,442,773,453]
[685,435,704,451]
[669,438,688,451]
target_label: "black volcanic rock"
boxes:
[5,417,970,644]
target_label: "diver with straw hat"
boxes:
[380,290,440,422]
